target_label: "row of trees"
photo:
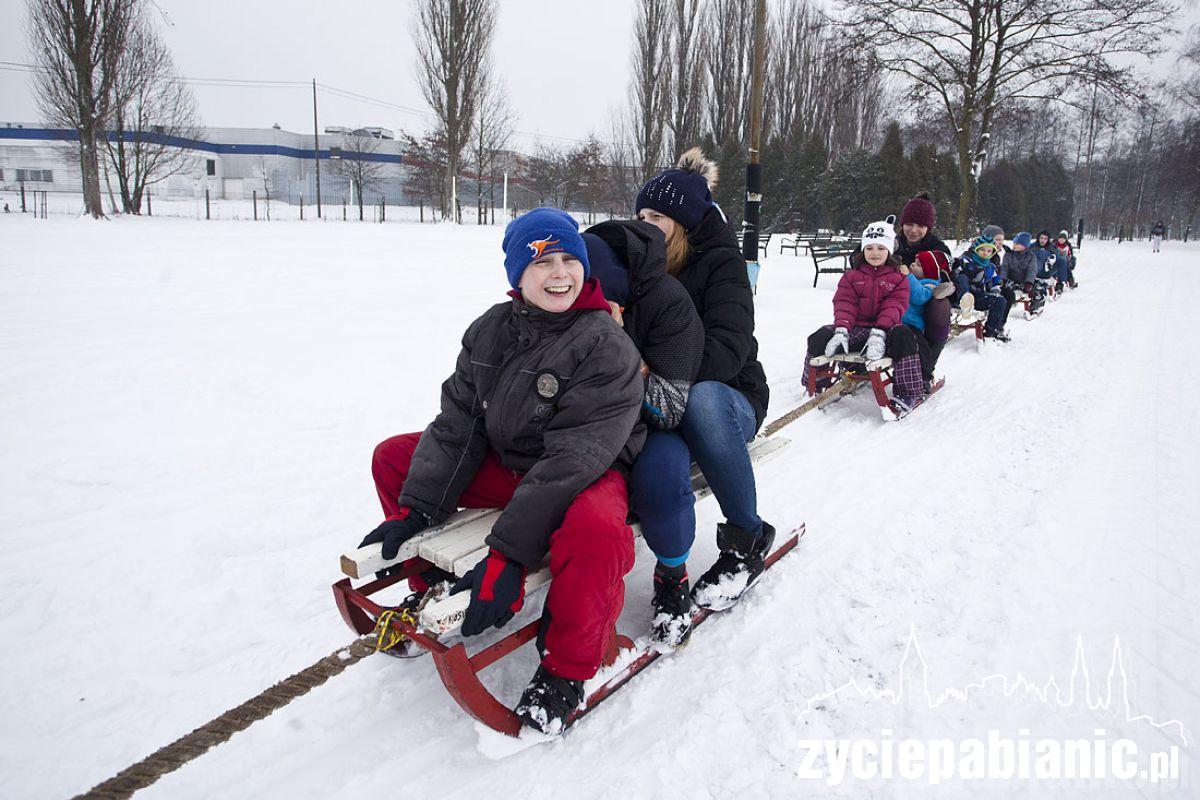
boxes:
[28,0,1190,237]
[27,0,200,217]
[613,0,1174,238]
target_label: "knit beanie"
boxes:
[972,235,997,254]
[981,224,1004,240]
[1012,232,1033,248]
[501,208,589,289]
[861,216,897,254]
[899,192,937,229]
[635,147,719,231]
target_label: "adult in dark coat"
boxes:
[634,147,773,634]
[894,192,954,372]
[894,192,952,268]
[362,208,645,735]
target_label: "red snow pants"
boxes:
[371,432,635,681]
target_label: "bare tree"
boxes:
[255,155,273,219]
[103,9,201,214]
[702,0,755,148]
[401,130,448,219]
[26,0,140,218]
[627,0,670,181]
[841,0,1178,237]
[412,0,497,221]
[331,132,388,220]
[520,142,577,210]
[665,0,706,159]
[470,74,514,224]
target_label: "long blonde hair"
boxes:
[664,222,692,276]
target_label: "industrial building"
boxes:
[0,121,407,205]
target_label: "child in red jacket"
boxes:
[803,217,927,411]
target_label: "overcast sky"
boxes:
[1,0,1197,149]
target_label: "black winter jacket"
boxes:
[585,219,704,430]
[894,231,952,267]
[676,205,769,430]
[399,280,646,567]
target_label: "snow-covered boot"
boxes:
[692,521,776,611]
[650,562,693,648]
[516,665,584,737]
[891,394,920,417]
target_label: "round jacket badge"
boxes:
[536,371,560,399]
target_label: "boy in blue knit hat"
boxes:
[361,205,644,736]
[500,207,591,312]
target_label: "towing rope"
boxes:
[73,394,825,799]
[71,636,380,800]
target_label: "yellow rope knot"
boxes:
[372,606,417,653]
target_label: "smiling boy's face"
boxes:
[519,252,585,312]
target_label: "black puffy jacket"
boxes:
[399,279,646,567]
[675,205,769,430]
[585,219,704,430]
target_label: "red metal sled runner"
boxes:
[332,526,803,737]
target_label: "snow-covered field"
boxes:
[1,213,1196,799]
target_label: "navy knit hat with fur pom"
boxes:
[635,147,719,231]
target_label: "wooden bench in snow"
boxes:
[339,434,792,635]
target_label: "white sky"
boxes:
[1,0,1197,148]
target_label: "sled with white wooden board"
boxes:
[332,433,801,738]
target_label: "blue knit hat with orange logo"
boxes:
[502,208,590,289]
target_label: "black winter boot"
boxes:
[692,522,776,611]
[650,562,694,648]
[516,665,584,736]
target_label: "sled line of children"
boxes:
[803,193,1080,412]
[348,151,1081,737]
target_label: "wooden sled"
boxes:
[333,435,797,737]
[806,353,944,421]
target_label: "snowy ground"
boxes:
[1,213,1197,799]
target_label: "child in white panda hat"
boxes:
[802,216,928,411]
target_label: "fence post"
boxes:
[1076,217,1083,249]
[1117,225,1124,244]
[20,181,26,213]
[205,189,211,220]
[343,200,347,221]
[419,201,424,223]
[380,196,385,223]
[147,190,152,216]
[300,195,305,220]
[253,190,258,221]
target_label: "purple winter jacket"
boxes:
[832,262,911,330]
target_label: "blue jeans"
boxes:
[629,430,695,567]
[680,381,762,536]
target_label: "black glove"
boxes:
[451,548,527,636]
[359,506,430,560]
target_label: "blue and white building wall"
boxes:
[0,122,406,204]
